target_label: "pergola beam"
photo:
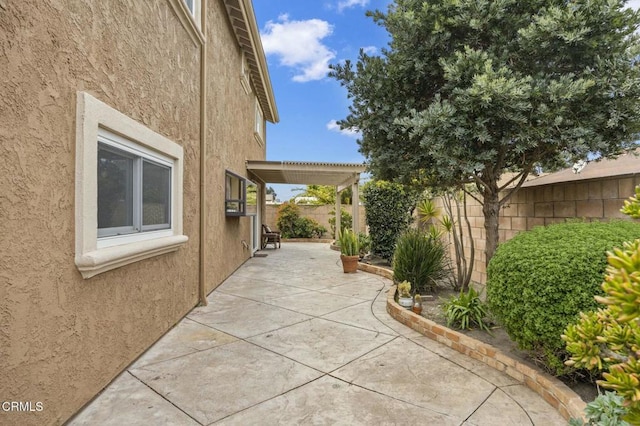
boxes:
[245,160,367,241]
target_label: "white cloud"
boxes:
[336,0,370,12]
[260,15,336,82]
[626,0,640,10]
[327,120,360,138]
[361,46,377,55]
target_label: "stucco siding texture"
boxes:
[1,2,201,425]
[203,0,262,294]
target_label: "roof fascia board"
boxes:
[224,0,279,123]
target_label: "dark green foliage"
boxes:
[276,202,327,238]
[358,232,371,258]
[487,221,640,375]
[363,180,415,261]
[328,208,353,235]
[443,288,491,332]
[392,228,448,293]
[330,0,640,263]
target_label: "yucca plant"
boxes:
[338,229,359,256]
[443,287,491,332]
[393,228,448,293]
[417,198,440,225]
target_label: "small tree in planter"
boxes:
[418,193,474,291]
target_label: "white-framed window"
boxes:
[240,54,252,95]
[75,92,188,279]
[255,100,264,145]
[97,130,173,241]
[183,0,201,28]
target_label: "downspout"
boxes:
[198,1,208,307]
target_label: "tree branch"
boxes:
[499,164,534,207]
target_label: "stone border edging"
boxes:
[283,238,334,243]
[356,261,586,422]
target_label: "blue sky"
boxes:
[253,0,391,201]
[253,0,640,201]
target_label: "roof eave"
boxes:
[224,0,279,123]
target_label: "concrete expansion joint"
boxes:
[126,370,202,425]
[357,262,587,423]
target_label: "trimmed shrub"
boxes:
[363,180,414,261]
[487,221,640,376]
[393,228,448,293]
[276,203,326,238]
[564,187,640,424]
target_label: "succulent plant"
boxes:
[397,280,411,298]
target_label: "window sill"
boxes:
[76,235,188,279]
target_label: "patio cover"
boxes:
[246,160,367,239]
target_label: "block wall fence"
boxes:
[265,204,368,236]
[265,174,639,284]
[433,174,640,284]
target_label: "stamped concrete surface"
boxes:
[70,243,566,425]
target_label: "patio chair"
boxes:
[262,224,281,249]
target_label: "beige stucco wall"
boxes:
[432,175,640,285]
[203,0,265,293]
[0,1,263,424]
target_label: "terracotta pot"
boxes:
[412,304,423,315]
[340,254,359,273]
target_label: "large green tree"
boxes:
[331,0,640,262]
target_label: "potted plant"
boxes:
[338,229,359,273]
[412,294,423,315]
[397,281,413,308]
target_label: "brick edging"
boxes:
[355,262,586,422]
[283,238,334,243]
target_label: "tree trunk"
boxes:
[462,190,474,291]
[483,188,500,266]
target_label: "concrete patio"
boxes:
[70,243,566,425]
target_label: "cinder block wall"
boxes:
[265,204,367,237]
[433,175,640,285]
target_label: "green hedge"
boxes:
[276,203,326,238]
[362,180,414,261]
[487,220,640,375]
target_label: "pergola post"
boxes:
[335,186,341,241]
